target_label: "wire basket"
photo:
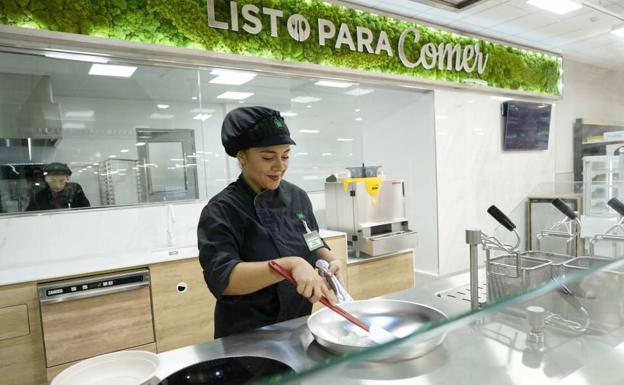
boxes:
[486,253,552,304]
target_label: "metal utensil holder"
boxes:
[536,216,580,257]
[588,216,624,257]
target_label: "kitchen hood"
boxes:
[0,73,62,146]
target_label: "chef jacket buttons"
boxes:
[176,282,188,293]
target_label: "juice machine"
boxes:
[325,167,417,257]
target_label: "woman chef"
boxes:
[197,106,344,338]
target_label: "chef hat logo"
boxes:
[274,117,285,129]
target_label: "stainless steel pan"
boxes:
[306,299,447,361]
[308,260,447,361]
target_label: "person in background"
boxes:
[197,106,344,338]
[26,162,90,211]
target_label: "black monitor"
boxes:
[502,101,552,150]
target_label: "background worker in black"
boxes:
[26,162,90,211]
[197,106,344,338]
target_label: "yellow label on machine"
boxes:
[342,177,383,204]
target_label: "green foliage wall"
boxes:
[0,0,562,96]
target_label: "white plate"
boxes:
[51,351,160,385]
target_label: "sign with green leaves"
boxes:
[0,0,563,96]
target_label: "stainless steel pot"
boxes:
[306,299,447,362]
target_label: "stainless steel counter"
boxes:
[154,271,624,384]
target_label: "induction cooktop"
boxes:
[158,356,295,385]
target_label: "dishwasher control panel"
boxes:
[38,269,150,304]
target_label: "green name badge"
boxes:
[303,231,324,252]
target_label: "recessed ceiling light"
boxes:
[296,152,309,156]
[345,88,374,96]
[322,152,332,156]
[612,24,624,37]
[217,91,254,100]
[65,110,94,119]
[135,142,146,146]
[157,104,170,109]
[299,129,320,134]
[190,108,215,113]
[337,138,354,142]
[527,0,581,15]
[291,96,322,103]
[62,122,86,129]
[281,111,298,117]
[315,80,355,88]
[44,52,109,63]
[149,113,174,119]
[89,64,137,77]
[210,68,257,85]
[355,117,362,121]
[109,155,117,158]
[306,105,312,109]
[193,113,213,121]
[355,109,361,112]
[192,96,198,100]
[120,149,129,153]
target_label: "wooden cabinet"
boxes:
[347,250,414,300]
[150,258,216,352]
[0,283,46,385]
[41,286,154,367]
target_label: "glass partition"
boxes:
[243,190,624,384]
[0,49,429,215]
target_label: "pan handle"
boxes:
[552,198,577,220]
[268,260,370,332]
[487,205,516,231]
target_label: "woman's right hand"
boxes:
[282,257,333,304]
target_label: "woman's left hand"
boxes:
[327,259,345,287]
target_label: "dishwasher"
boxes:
[38,269,155,379]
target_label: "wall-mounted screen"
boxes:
[502,101,552,150]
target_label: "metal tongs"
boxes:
[315,259,353,304]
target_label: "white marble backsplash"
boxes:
[434,89,556,275]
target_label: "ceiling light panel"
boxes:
[210,68,257,85]
[89,64,137,77]
[527,0,582,15]
[217,92,254,100]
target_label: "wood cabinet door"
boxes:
[0,283,46,385]
[41,286,154,367]
[150,258,216,352]
[347,251,414,300]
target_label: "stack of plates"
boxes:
[51,351,160,385]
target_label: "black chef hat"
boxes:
[44,162,72,176]
[221,106,296,157]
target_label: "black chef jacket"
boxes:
[197,175,327,338]
[25,183,91,211]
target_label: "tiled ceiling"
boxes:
[342,0,624,70]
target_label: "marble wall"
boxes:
[434,89,556,275]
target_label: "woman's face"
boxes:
[239,144,290,193]
[45,175,69,193]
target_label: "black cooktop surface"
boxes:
[158,356,295,385]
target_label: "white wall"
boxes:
[434,89,556,275]
[362,91,439,275]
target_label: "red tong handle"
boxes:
[268,260,370,332]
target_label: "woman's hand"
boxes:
[284,257,333,304]
[327,259,345,287]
